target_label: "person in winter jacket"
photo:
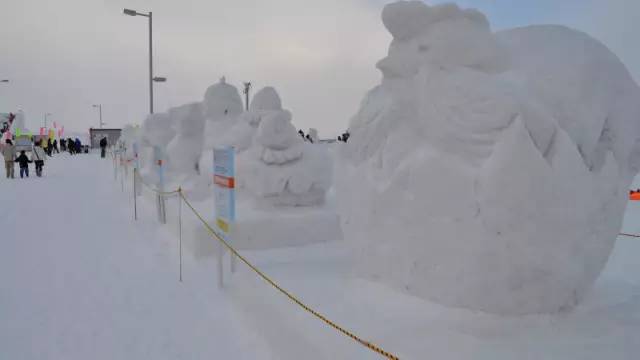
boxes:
[60,138,66,152]
[2,139,16,179]
[46,138,53,156]
[75,138,82,154]
[99,137,108,158]
[15,150,32,178]
[32,141,46,177]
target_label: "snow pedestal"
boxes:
[336,1,640,315]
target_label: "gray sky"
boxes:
[1,0,638,137]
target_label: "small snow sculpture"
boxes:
[245,110,331,207]
[337,1,640,315]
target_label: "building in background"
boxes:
[89,128,121,148]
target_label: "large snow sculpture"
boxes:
[166,103,205,176]
[245,110,332,207]
[221,86,284,153]
[337,1,640,315]
[202,77,244,150]
[140,112,175,182]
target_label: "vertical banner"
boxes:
[49,129,55,140]
[213,147,236,286]
[15,128,21,137]
[39,127,45,136]
[213,147,236,236]
[60,126,64,137]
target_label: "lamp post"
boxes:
[44,113,52,128]
[123,8,167,115]
[92,104,105,128]
[243,82,252,111]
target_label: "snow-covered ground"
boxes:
[1,153,639,359]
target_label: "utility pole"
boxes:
[124,9,166,115]
[93,104,105,128]
[44,113,52,128]
[243,82,252,111]
[149,11,153,114]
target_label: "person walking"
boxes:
[32,141,46,177]
[15,150,32,178]
[100,136,108,158]
[46,138,53,157]
[60,138,66,152]
[2,139,16,179]
[75,138,82,154]
[53,139,59,154]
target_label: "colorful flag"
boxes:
[40,127,45,136]
[15,128,21,137]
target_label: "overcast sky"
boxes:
[1,0,638,137]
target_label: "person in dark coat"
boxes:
[53,139,59,154]
[67,138,75,154]
[60,138,66,152]
[99,137,108,158]
[15,150,32,178]
[46,138,53,156]
[75,138,82,154]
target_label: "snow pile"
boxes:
[337,1,640,315]
[244,109,332,207]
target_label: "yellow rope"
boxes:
[179,191,399,360]
[123,160,399,358]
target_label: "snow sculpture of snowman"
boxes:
[337,1,640,315]
[245,109,332,207]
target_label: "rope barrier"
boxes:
[119,158,399,358]
[178,191,400,360]
[619,232,640,238]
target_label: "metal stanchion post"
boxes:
[178,190,183,282]
[133,168,138,221]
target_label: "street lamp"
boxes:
[243,82,252,111]
[44,113,52,128]
[123,8,167,114]
[92,104,105,128]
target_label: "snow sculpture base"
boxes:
[190,199,341,254]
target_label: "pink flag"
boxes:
[53,121,57,129]
[40,127,45,136]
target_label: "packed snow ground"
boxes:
[1,153,639,359]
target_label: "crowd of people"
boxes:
[1,136,88,179]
